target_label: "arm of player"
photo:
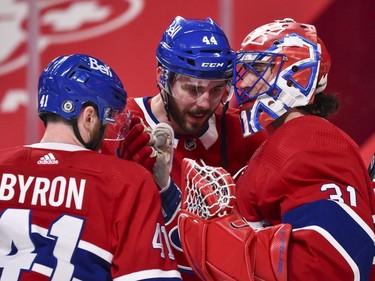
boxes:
[160,180,182,223]
[114,115,181,223]
[282,199,375,280]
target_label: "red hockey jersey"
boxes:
[0,142,181,281]
[103,96,267,280]
[236,115,375,280]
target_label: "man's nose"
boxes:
[195,91,211,108]
[239,73,256,88]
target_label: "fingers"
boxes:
[133,146,157,171]
[118,115,174,190]
[118,116,153,159]
[124,124,152,155]
[153,123,174,171]
[129,115,142,128]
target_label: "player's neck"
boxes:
[151,94,173,125]
[269,109,305,132]
[283,109,305,122]
[40,123,83,147]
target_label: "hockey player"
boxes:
[101,16,267,280]
[0,54,181,280]
[178,19,375,280]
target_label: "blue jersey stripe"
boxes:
[31,232,112,280]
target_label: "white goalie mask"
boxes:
[232,18,331,137]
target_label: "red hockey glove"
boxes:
[179,211,291,281]
[118,116,156,170]
[178,158,291,281]
[119,116,174,189]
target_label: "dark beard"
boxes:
[168,95,210,136]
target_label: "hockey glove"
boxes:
[151,122,175,190]
[119,116,174,189]
[178,158,291,281]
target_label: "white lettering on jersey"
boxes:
[0,173,86,210]
[88,57,112,77]
[0,209,85,280]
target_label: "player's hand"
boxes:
[178,158,291,281]
[101,110,133,156]
[151,123,174,190]
[118,116,156,170]
[119,116,174,189]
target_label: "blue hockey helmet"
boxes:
[38,54,127,125]
[156,16,234,90]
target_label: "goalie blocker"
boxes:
[178,158,292,281]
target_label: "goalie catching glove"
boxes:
[178,158,292,281]
[118,116,174,190]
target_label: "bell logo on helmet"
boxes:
[165,20,182,39]
[88,57,112,77]
[201,62,224,68]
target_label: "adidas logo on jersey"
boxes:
[37,153,59,164]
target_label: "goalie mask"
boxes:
[233,18,331,137]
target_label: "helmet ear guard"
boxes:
[157,66,173,95]
[161,67,169,89]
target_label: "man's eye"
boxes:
[189,87,200,93]
[253,67,264,73]
[249,63,263,71]
[240,64,250,71]
[184,86,201,96]
[212,86,224,94]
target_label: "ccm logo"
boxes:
[201,62,224,68]
[89,57,112,77]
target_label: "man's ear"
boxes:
[81,106,97,128]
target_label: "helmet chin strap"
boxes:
[160,88,172,122]
[220,100,229,170]
[159,67,176,122]
[72,118,106,151]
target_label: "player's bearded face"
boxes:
[169,75,228,135]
